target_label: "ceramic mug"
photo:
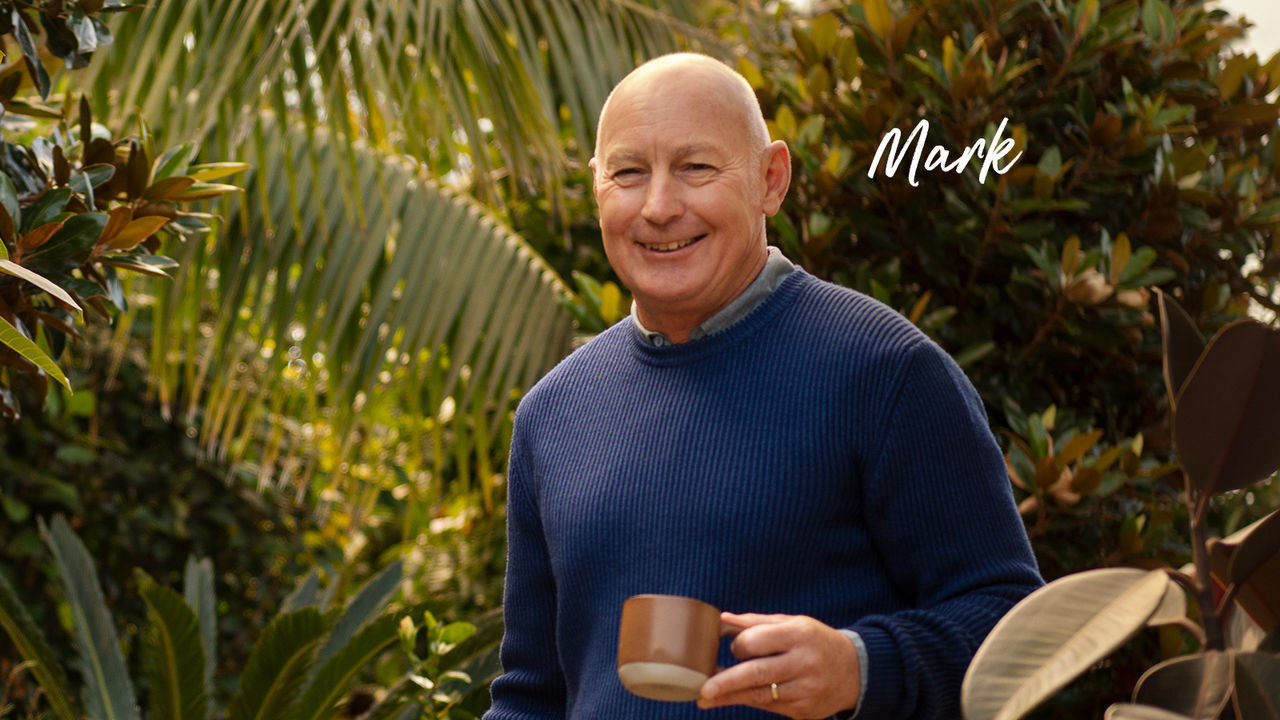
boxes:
[617,594,733,702]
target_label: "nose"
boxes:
[641,171,683,225]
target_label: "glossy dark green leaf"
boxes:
[11,8,50,99]
[0,559,80,720]
[1154,288,1204,412]
[1174,320,1280,493]
[24,213,107,267]
[136,569,207,720]
[0,171,21,237]
[1132,651,1231,719]
[20,187,73,234]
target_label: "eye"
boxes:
[685,163,715,173]
[611,167,644,182]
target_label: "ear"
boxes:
[588,156,599,193]
[760,140,791,216]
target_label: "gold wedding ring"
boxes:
[770,682,779,702]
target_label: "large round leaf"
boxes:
[962,568,1171,720]
[1132,651,1231,719]
[1233,652,1280,719]
[1174,319,1280,494]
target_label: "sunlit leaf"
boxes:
[0,259,83,313]
[962,568,1171,720]
[0,315,71,390]
[1105,704,1193,720]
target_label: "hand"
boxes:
[696,612,860,719]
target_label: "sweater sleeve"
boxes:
[483,416,568,720]
[849,340,1042,719]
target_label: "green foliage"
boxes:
[0,519,497,720]
[0,1,244,419]
[714,0,1280,592]
[0,349,327,711]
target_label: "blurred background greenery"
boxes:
[1,0,1278,717]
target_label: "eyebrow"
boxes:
[602,143,720,169]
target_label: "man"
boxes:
[484,53,1042,720]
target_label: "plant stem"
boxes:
[1187,476,1225,651]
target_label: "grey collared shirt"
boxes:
[631,246,796,345]
[628,244,868,718]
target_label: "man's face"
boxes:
[590,71,783,338]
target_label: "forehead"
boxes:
[597,79,753,162]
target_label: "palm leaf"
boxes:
[290,613,401,720]
[136,570,207,720]
[182,557,217,710]
[309,559,403,679]
[226,608,328,720]
[0,568,80,720]
[39,515,141,720]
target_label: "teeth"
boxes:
[647,236,703,252]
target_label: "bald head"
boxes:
[594,53,770,158]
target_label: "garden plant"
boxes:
[961,290,1280,719]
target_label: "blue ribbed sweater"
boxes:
[486,270,1042,720]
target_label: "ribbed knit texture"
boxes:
[485,270,1042,720]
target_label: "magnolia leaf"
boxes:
[1105,704,1194,720]
[1174,319,1280,494]
[860,0,893,39]
[962,568,1171,720]
[0,259,83,313]
[100,252,180,278]
[1233,652,1280,719]
[1154,288,1204,412]
[0,171,20,236]
[0,315,71,390]
[152,142,199,181]
[141,176,196,202]
[104,216,169,251]
[1132,651,1231,719]
[20,188,73,234]
[170,182,241,202]
[186,162,251,182]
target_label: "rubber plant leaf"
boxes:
[1104,705,1194,720]
[961,568,1170,720]
[1232,652,1280,719]
[1154,287,1205,412]
[1131,651,1231,719]
[1173,319,1280,494]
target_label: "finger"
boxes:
[720,612,790,629]
[697,679,786,712]
[699,653,794,702]
[730,618,807,660]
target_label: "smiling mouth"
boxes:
[643,234,706,253]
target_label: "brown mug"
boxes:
[617,594,732,702]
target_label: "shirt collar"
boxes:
[631,246,796,346]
